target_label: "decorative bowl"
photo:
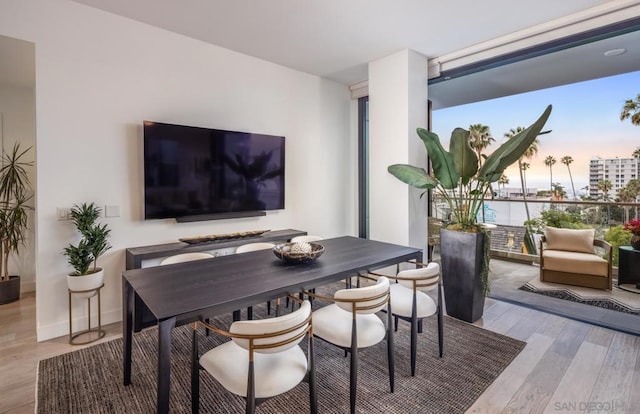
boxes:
[273,242,325,264]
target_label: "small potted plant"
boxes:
[623,219,640,251]
[0,143,33,304]
[63,202,111,298]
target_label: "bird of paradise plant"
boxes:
[388,105,552,232]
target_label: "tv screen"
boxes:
[143,121,285,220]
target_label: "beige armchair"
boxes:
[539,227,612,290]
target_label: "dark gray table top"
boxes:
[123,236,421,322]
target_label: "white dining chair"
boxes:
[305,276,393,414]
[290,235,323,243]
[235,242,276,319]
[368,261,443,376]
[191,299,316,414]
[235,242,276,254]
[159,252,214,265]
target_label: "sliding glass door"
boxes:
[358,96,369,239]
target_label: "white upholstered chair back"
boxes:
[335,276,389,315]
[160,252,213,266]
[235,242,275,253]
[396,262,440,291]
[230,300,311,354]
[290,235,323,243]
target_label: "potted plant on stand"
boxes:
[63,203,111,299]
[388,105,552,322]
[0,144,33,304]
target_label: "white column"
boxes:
[368,49,428,253]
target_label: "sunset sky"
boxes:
[433,69,640,195]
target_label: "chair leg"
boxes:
[247,361,256,414]
[410,295,418,376]
[205,318,210,337]
[437,284,444,358]
[308,335,317,414]
[248,306,253,320]
[350,319,358,414]
[437,305,444,358]
[387,303,395,392]
[191,328,200,414]
[418,319,423,334]
[394,315,398,332]
[267,300,271,315]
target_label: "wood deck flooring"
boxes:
[1,291,639,413]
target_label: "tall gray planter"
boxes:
[440,229,486,323]
[0,275,21,304]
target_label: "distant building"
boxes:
[499,187,538,199]
[589,156,639,200]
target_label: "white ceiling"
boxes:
[69,0,611,84]
[3,1,639,110]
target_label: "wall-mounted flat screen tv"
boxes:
[143,121,285,220]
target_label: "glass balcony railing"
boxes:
[430,197,639,266]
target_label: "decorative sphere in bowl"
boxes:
[273,242,324,263]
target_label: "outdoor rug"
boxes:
[520,277,640,316]
[37,312,525,413]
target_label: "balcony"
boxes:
[430,197,640,335]
[431,197,639,264]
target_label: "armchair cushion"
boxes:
[542,250,609,277]
[544,227,595,254]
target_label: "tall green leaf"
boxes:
[416,128,458,189]
[387,164,435,189]
[478,105,552,181]
[449,127,478,185]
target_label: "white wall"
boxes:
[0,84,36,291]
[0,0,354,341]
[368,50,428,253]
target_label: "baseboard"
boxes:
[21,281,35,293]
[36,308,121,342]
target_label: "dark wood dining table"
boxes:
[122,236,422,414]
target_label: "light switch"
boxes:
[56,207,70,220]
[105,205,120,218]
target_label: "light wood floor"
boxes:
[1,292,639,413]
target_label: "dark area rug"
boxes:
[519,278,640,316]
[37,311,525,413]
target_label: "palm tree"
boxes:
[617,187,634,223]
[506,127,539,219]
[598,179,613,201]
[506,126,543,255]
[544,155,556,193]
[497,174,509,197]
[561,155,576,199]
[620,94,640,126]
[520,162,531,193]
[580,185,590,200]
[551,182,566,200]
[633,147,640,159]
[468,124,494,168]
[623,179,640,220]
[598,179,613,224]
